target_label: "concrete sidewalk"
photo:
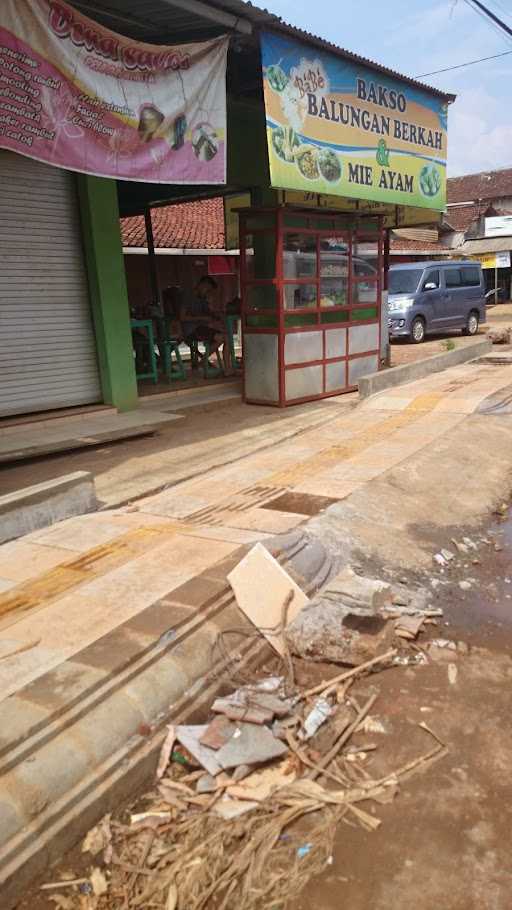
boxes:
[2,357,512,906]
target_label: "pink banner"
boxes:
[0,0,228,183]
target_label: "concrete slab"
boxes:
[0,409,181,464]
[0,472,97,545]
[0,541,75,583]
[359,338,493,399]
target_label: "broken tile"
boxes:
[228,543,308,657]
[232,764,253,782]
[216,723,288,770]
[211,699,273,725]
[175,726,223,776]
[199,716,236,751]
[196,774,218,794]
[212,798,259,819]
[394,615,425,640]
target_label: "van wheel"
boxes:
[411,317,425,343]
[463,311,479,336]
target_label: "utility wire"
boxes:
[416,48,512,77]
[462,0,512,39]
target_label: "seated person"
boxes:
[181,276,232,374]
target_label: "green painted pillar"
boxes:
[77,174,138,411]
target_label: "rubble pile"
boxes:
[39,552,461,910]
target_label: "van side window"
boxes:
[422,270,440,289]
[460,266,481,287]
[445,268,462,287]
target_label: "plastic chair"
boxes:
[201,342,224,378]
[131,319,158,384]
[163,339,186,382]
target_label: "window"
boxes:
[460,266,481,287]
[388,269,422,294]
[445,268,462,288]
[423,270,440,289]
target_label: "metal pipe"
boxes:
[144,208,160,307]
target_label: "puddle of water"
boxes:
[442,513,512,651]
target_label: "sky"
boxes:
[261,0,512,177]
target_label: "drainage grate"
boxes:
[261,492,340,516]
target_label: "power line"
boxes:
[416,48,512,77]
[462,0,512,39]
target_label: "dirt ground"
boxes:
[17,510,512,910]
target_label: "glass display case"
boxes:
[240,206,383,406]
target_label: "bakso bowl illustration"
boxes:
[296,145,320,180]
[318,148,342,183]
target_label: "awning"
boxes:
[459,237,512,255]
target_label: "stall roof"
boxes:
[71,0,455,102]
[459,237,512,255]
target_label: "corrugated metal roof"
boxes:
[71,0,454,100]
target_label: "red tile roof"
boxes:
[390,238,449,254]
[120,170,512,254]
[444,202,487,233]
[447,168,512,204]
[121,198,225,250]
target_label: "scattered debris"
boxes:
[322,566,392,611]
[228,543,308,656]
[166,883,178,910]
[430,639,457,651]
[131,811,172,825]
[81,815,112,863]
[487,326,512,344]
[360,716,388,735]
[451,538,468,555]
[462,537,477,551]
[440,548,455,562]
[297,843,313,859]
[42,559,457,910]
[196,774,218,794]
[216,722,288,770]
[157,725,176,780]
[90,868,108,898]
[300,698,333,741]
[459,580,472,591]
[286,600,395,665]
[40,880,90,892]
[226,761,296,802]
[448,664,458,686]
[394,615,425,640]
[200,715,237,750]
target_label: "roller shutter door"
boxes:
[0,151,101,417]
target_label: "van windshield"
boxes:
[388,269,423,294]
